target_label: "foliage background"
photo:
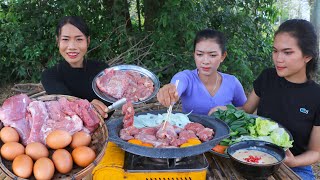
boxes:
[0,0,278,91]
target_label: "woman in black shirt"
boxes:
[41,16,111,118]
[243,19,320,179]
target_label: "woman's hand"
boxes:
[284,149,297,167]
[283,126,320,167]
[91,99,109,119]
[157,84,179,107]
[208,106,227,116]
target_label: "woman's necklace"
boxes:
[212,73,220,93]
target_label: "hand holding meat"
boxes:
[157,84,179,107]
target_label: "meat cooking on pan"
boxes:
[120,102,215,148]
[96,69,154,102]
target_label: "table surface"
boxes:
[205,152,302,180]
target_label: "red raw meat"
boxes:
[42,98,83,142]
[0,94,99,145]
[184,122,205,133]
[96,69,115,93]
[134,133,168,147]
[104,75,129,98]
[120,130,134,140]
[59,97,100,132]
[72,99,100,132]
[156,122,178,142]
[0,94,31,121]
[45,101,66,121]
[120,126,139,140]
[138,127,157,135]
[179,130,197,141]
[42,114,83,143]
[170,130,197,147]
[0,94,31,145]
[170,138,187,147]
[26,101,48,144]
[122,101,134,128]
[197,128,214,141]
[58,97,76,116]
[96,69,154,102]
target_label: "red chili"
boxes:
[244,155,261,163]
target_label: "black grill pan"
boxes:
[107,110,230,158]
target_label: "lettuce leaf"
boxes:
[254,117,279,136]
[270,128,293,148]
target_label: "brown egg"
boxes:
[25,142,49,160]
[1,142,25,161]
[33,157,55,180]
[52,149,73,174]
[72,146,96,167]
[70,131,91,149]
[46,130,72,149]
[0,126,19,143]
[12,154,33,178]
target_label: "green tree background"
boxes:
[0,0,278,91]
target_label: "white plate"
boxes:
[92,65,160,105]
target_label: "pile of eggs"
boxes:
[0,127,96,179]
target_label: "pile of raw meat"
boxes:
[120,102,215,148]
[96,69,154,102]
[0,94,100,146]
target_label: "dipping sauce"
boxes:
[232,149,278,164]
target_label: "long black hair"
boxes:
[275,19,319,79]
[56,16,90,38]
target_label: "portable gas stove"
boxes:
[93,142,208,180]
[124,151,208,179]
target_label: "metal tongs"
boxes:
[162,80,179,130]
[107,98,127,112]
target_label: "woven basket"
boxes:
[0,95,108,180]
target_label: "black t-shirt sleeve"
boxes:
[313,92,320,126]
[253,68,275,97]
[314,107,320,126]
[41,67,72,95]
[253,69,266,97]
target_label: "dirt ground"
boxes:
[0,83,320,178]
[0,83,17,104]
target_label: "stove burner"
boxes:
[149,157,183,164]
[124,152,208,172]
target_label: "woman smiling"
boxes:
[41,16,111,118]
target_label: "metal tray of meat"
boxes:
[106,110,230,158]
[92,64,160,105]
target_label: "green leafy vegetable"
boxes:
[212,105,293,148]
[270,128,293,148]
[212,105,255,146]
[252,117,279,136]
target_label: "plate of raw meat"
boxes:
[92,65,160,104]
